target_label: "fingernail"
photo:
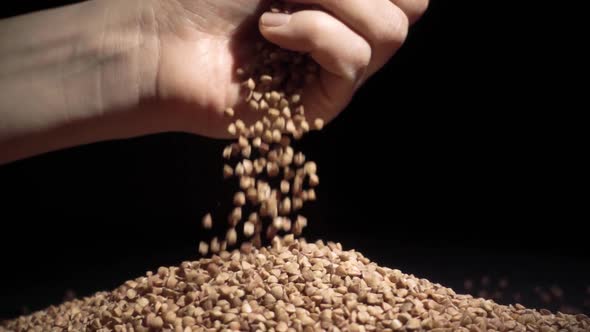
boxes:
[261,13,291,27]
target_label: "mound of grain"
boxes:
[2,238,588,332]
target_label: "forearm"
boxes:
[0,0,159,164]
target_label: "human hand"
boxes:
[138,0,428,137]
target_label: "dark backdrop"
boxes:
[1,0,587,319]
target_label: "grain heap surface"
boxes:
[2,238,588,332]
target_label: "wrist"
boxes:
[95,0,160,115]
[0,0,163,163]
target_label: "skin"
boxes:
[0,0,428,164]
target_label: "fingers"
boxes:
[283,0,409,76]
[259,10,371,83]
[259,10,373,120]
[256,0,428,122]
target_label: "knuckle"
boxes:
[302,12,335,48]
[416,0,429,17]
[373,7,409,48]
[406,0,429,24]
[350,40,372,75]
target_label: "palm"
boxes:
[153,0,274,137]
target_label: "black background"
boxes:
[1,0,587,319]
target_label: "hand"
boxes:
[142,0,428,138]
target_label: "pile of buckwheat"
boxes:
[2,238,589,332]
